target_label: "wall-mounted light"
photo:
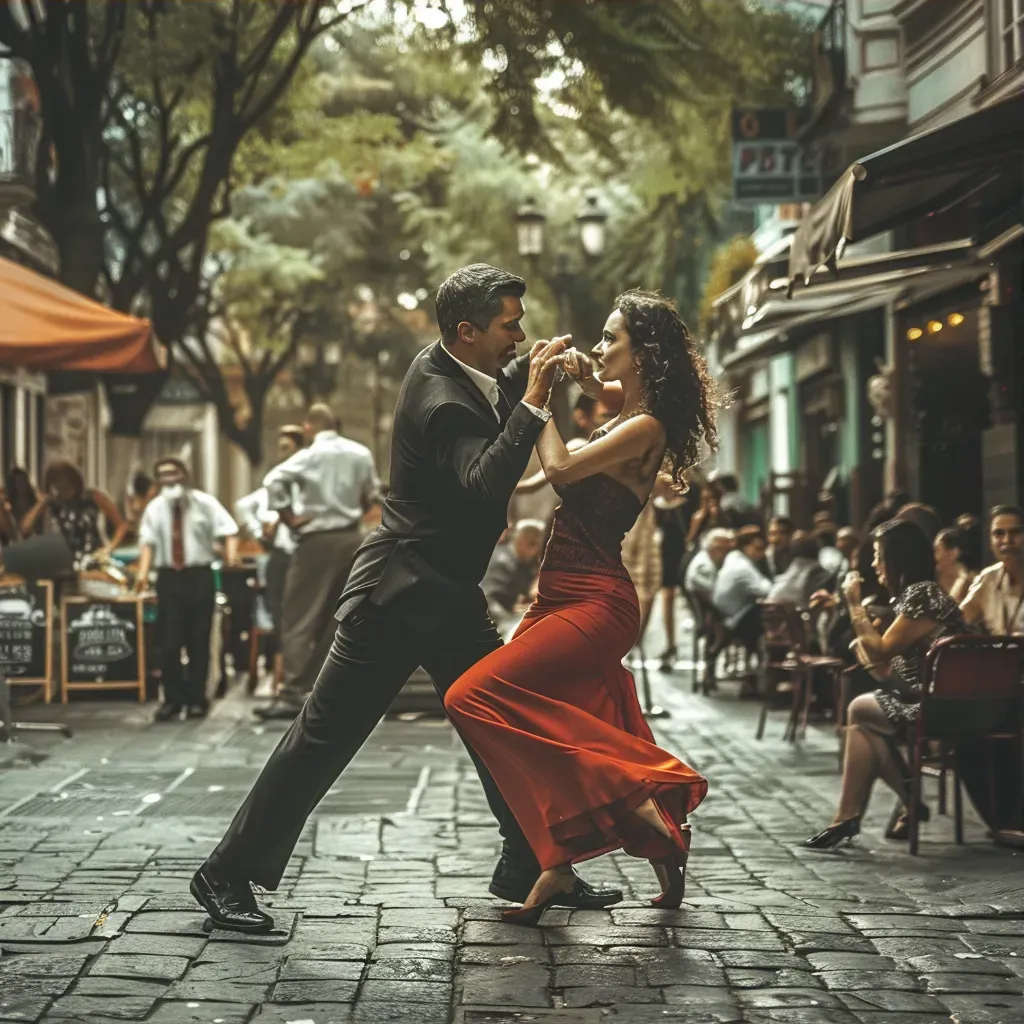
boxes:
[947,312,964,326]
[907,327,923,341]
[927,320,943,334]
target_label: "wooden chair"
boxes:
[909,634,1024,856]
[756,601,843,743]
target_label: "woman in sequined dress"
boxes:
[446,290,716,924]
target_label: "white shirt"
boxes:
[139,488,238,568]
[712,549,772,629]
[441,342,551,423]
[684,549,718,601]
[819,545,845,578]
[961,562,1024,635]
[264,430,379,536]
[235,487,296,555]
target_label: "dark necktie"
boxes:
[171,502,185,570]
[495,388,512,422]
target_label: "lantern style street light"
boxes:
[576,191,608,258]
[514,197,546,258]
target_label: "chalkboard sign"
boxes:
[0,579,54,700]
[61,596,146,701]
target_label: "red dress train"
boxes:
[445,473,707,871]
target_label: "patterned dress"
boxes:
[874,580,965,726]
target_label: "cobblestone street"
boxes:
[2,633,1024,1024]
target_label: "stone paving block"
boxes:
[458,943,547,965]
[789,932,877,954]
[741,1011,861,1024]
[184,960,281,984]
[563,985,664,1006]
[373,941,454,961]
[735,988,844,1009]
[359,979,452,1004]
[350,1001,450,1024]
[921,971,1024,995]
[546,926,669,948]
[815,970,923,992]
[671,928,784,951]
[844,914,966,935]
[193,942,290,964]
[715,951,812,971]
[377,923,457,944]
[553,963,636,987]
[907,952,1015,975]
[959,933,1024,957]
[0,954,89,977]
[964,919,1024,935]
[726,968,821,989]
[251,1004,352,1024]
[837,990,953,1013]
[0,918,95,944]
[366,957,452,982]
[611,908,724,928]
[638,949,726,987]
[461,921,544,945]
[869,935,966,960]
[270,980,360,1002]
[764,913,854,934]
[0,995,53,1023]
[88,954,191,982]
[122,911,210,936]
[72,977,167,998]
[146,1002,253,1023]
[660,985,738,1010]
[941,993,1024,1023]
[0,977,72,999]
[44,996,158,1019]
[456,961,549,1006]
[278,958,365,981]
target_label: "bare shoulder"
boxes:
[609,414,665,445]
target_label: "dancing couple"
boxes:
[191,264,716,929]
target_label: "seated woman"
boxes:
[804,519,965,849]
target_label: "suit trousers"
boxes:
[279,527,363,699]
[209,599,539,888]
[156,566,216,707]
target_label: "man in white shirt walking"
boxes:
[136,458,239,722]
[256,404,382,719]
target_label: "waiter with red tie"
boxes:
[136,457,239,722]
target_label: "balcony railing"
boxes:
[801,0,847,136]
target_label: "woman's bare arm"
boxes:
[535,414,664,487]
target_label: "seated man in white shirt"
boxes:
[769,531,834,607]
[136,457,239,722]
[960,505,1024,635]
[712,525,771,651]
[684,527,734,603]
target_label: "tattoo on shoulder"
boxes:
[621,445,661,485]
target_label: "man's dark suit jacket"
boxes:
[336,341,547,630]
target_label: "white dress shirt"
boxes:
[684,549,718,601]
[264,430,380,536]
[962,562,1024,635]
[712,549,772,629]
[235,487,296,555]
[138,488,239,568]
[441,342,551,423]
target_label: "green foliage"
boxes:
[699,234,759,334]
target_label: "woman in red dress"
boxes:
[445,290,718,924]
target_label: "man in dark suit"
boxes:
[191,264,622,932]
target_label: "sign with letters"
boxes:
[731,107,828,204]
[0,579,53,698]
[61,596,146,701]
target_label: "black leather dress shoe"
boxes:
[252,700,301,721]
[190,866,273,933]
[153,703,182,723]
[489,855,623,908]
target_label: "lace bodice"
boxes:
[542,473,644,579]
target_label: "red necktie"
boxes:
[171,503,185,570]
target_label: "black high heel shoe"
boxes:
[803,816,861,850]
[885,800,930,841]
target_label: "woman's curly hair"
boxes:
[616,289,719,489]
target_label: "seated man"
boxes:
[684,527,735,602]
[960,504,1024,636]
[768,531,833,607]
[815,521,845,582]
[712,526,771,652]
[766,515,794,577]
[482,519,546,638]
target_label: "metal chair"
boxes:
[909,634,1024,856]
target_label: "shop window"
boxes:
[1001,0,1024,71]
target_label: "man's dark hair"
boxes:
[717,473,739,493]
[769,515,794,534]
[736,525,763,552]
[435,263,526,342]
[790,532,820,560]
[131,472,153,497]
[816,526,837,547]
[990,504,1024,524]
[873,518,935,596]
[894,502,943,543]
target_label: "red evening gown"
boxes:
[445,471,708,872]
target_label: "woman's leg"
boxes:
[833,693,907,823]
[660,587,677,658]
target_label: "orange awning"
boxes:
[0,255,161,373]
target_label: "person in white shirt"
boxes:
[960,505,1024,635]
[256,404,382,719]
[135,457,239,722]
[684,527,734,602]
[712,526,771,650]
[235,426,305,687]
